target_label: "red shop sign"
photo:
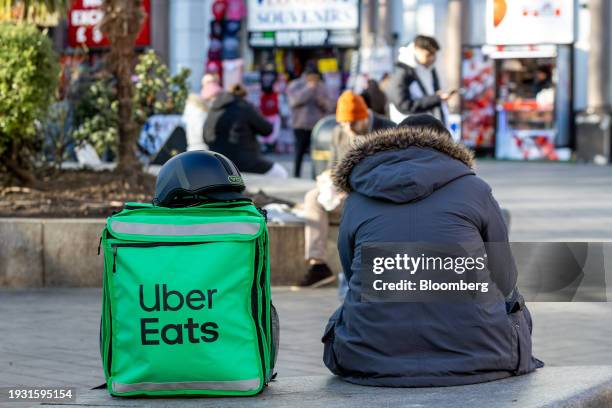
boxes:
[67,0,151,48]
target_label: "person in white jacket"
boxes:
[182,74,222,151]
[386,35,456,126]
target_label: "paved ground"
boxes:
[265,155,612,241]
[2,288,612,392]
[23,367,612,408]
[2,159,612,400]
[475,160,612,241]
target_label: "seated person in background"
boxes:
[203,84,288,178]
[322,114,543,386]
[299,90,394,287]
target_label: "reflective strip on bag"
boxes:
[112,378,261,393]
[110,220,260,237]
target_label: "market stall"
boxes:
[462,0,575,160]
[243,0,360,153]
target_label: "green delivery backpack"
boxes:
[99,200,277,397]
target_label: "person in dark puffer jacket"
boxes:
[203,84,288,177]
[322,114,543,387]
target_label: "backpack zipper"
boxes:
[112,247,117,273]
[105,299,112,376]
[251,239,267,385]
[259,233,275,378]
[110,242,208,274]
[98,228,107,256]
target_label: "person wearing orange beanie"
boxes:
[332,90,393,169]
[336,90,369,122]
[299,89,395,288]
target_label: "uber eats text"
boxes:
[139,284,219,346]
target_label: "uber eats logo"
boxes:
[139,284,220,346]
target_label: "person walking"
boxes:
[287,65,333,177]
[322,114,543,386]
[386,35,457,125]
[300,90,394,287]
[203,84,288,177]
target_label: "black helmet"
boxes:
[153,151,247,207]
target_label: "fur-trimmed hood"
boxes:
[332,125,475,203]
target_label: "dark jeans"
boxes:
[293,128,312,178]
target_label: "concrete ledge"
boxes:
[267,223,341,286]
[0,219,43,287]
[43,219,105,287]
[0,218,340,288]
[41,367,612,407]
[268,223,305,286]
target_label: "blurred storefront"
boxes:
[54,0,153,95]
[67,0,151,50]
[9,0,611,163]
[246,0,360,95]
[241,0,362,153]
[396,0,612,162]
[461,0,575,160]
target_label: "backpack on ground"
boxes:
[99,200,277,396]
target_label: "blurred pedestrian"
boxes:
[258,65,281,153]
[182,73,222,151]
[299,90,394,287]
[287,64,333,178]
[386,35,457,125]
[258,90,281,153]
[203,84,288,177]
[200,73,223,103]
[533,66,553,96]
[360,78,387,117]
[323,114,543,386]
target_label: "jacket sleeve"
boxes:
[287,81,316,109]
[481,191,517,298]
[386,68,443,115]
[247,104,273,136]
[337,197,356,282]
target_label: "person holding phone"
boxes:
[386,35,456,126]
